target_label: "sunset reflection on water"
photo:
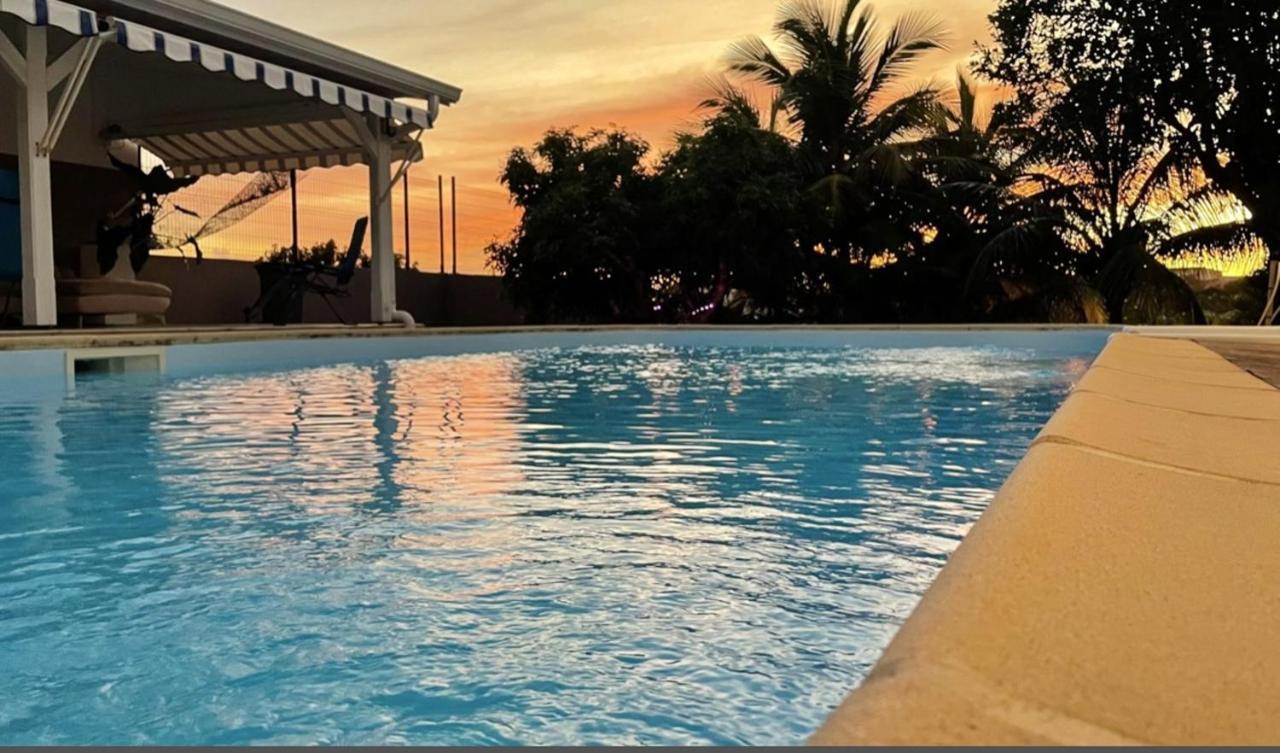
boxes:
[1,338,1108,745]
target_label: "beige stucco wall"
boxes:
[140,256,523,327]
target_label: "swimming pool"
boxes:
[0,330,1108,745]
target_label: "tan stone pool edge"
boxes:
[812,331,1280,746]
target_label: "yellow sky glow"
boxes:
[191,0,998,273]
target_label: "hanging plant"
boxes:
[96,153,198,276]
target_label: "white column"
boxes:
[367,129,396,323]
[16,27,56,327]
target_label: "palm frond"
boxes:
[1160,184,1242,226]
[775,0,835,67]
[726,36,792,90]
[833,0,866,49]
[868,11,948,97]
[1128,139,1200,215]
[1156,222,1261,258]
[941,180,1012,205]
[1102,248,1204,325]
[853,143,913,186]
[965,217,1063,295]
[868,86,942,142]
[927,154,1002,183]
[698,76,765,127]
[955,69,978,132]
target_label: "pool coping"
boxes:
[812,328,1280,745]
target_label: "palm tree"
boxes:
[893,71,1028,321]
[968,79,1258,324]
[699,77,785,135]
[924,71,1031,183]
[724,0,948,266]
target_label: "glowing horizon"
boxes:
[200,0,997,274]
[186,0,1260,278]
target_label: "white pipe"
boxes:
[390,309,416,327]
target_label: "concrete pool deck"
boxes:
[814,331,1280,746]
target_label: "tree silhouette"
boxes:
[726,0,947,267]
[485,0,1269,326]
[657,104,807,321]
[982,0,1280,308]
[487,129,659,323]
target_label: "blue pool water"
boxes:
[0,333,1105,745]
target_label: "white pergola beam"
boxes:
[343,109,377,154]
[47,36,90,89]
[41,34,107,156]
[0,27,24,84]
[17,26,57,326]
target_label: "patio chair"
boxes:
[244,217,368,325]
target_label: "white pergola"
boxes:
[0,0,461,326]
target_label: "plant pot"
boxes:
[253,262,305,325]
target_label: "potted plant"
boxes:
[97,153,199,280]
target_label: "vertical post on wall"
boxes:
[16,27,56,327]
[289,168,299,263]
[1263,259,1280,325]
[437,174,445,274]
[403,166,411,270]
[451,176,457,275]
[367,126,396,323]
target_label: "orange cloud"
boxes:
[201,0,999,274]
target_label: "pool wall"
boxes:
[813,331,1280,745]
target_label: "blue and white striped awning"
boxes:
[0,0,99,36]
[1,0,437,129]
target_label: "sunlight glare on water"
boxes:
[0,340,1098,745]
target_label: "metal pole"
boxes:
[403,165,411,270]
[437,174,445,274]
[451,176,457,275]
[289,168,299,263]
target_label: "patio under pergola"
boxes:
[0,0,462,327]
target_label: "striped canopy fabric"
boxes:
[113,19,436,129]
[0,0,98,37]
[129,116,423,177]
[1,0,437,129]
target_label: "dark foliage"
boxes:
[654,105,809,321]
[487,0,1269,325]
[487,129,659,323]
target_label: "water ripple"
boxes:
[0,341,1099,745]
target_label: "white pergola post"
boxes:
[367,127,396,324]
[15,27,57,327]
[0,23,107,328]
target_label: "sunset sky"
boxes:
[209,0,999,274]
